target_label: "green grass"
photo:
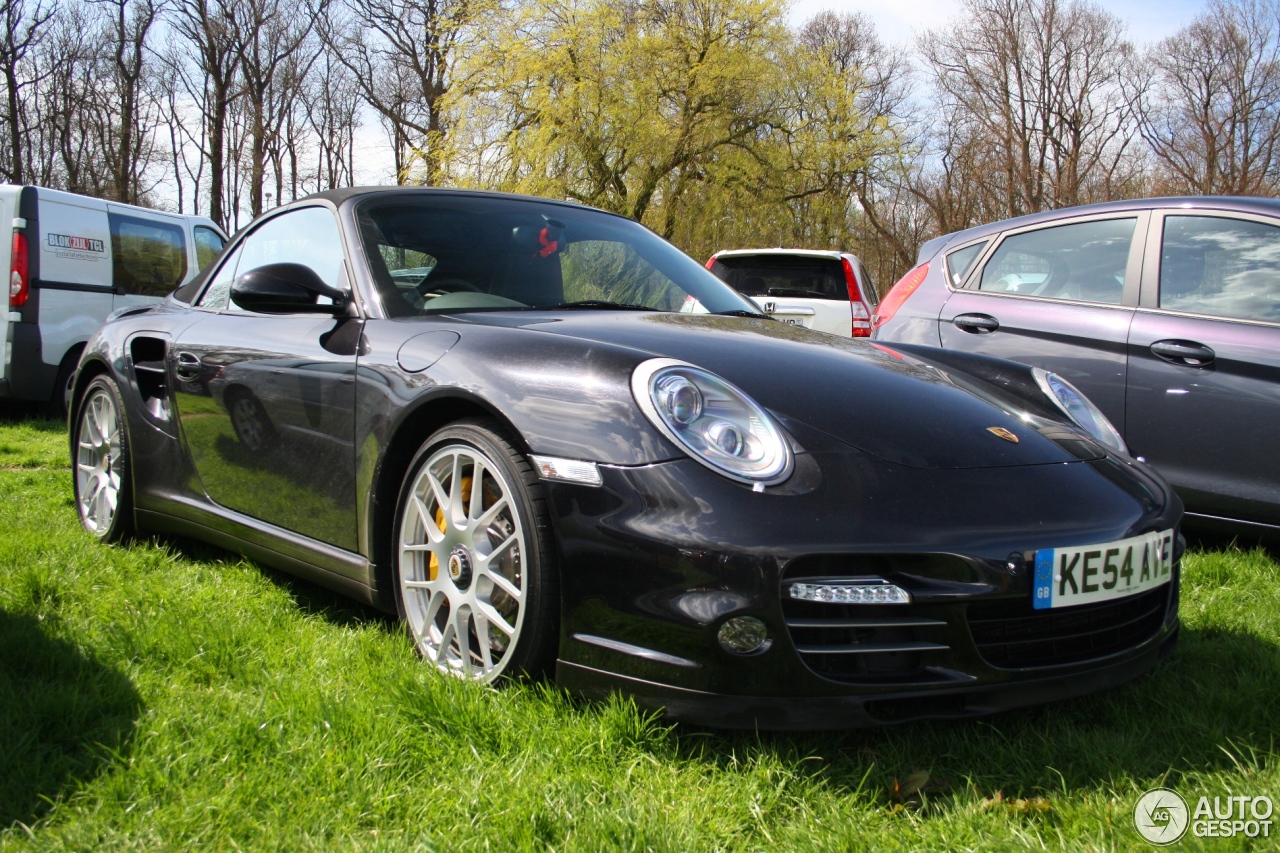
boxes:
[1,412,1278,851]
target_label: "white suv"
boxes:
[705,249,877,337]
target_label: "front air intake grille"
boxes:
[967,583,1172,669]
[779,554,967,684]
[780,600,953,683]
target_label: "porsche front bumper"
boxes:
[545,449,1182,729]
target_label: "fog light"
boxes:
[717,616,771,654]
[788,581,911,604]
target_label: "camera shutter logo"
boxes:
[1134,788,1189,845]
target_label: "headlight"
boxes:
[632,358,793,485]
[1032,368,1127,455]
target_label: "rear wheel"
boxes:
[393,419,558,682]
[226,389,276,451]
[72,375,133,542]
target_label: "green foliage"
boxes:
[1,418,1279,850]
[445,0,902,263]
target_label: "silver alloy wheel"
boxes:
[398,443,528,681]
[76,386,123,535]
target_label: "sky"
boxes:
[785,0,1210,45]
[346,0,1213,185]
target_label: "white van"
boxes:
[0,185,227,412]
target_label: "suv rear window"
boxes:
[709,255,848,301]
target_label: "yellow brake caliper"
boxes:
[427,476,496,580]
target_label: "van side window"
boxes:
[194,226,225,272]
[109,214,189,297]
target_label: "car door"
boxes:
[1125,210,1280,526]
[938,212,1148,428]
[171,205,362,553]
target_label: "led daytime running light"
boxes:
[788,581,911,605]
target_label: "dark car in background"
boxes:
[70,187,1181,729]
[705,249,877,336]
[873,197,1280,534]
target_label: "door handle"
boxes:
[1149,339,1215,366]
[175,351,202,380]
[953,313,1000,333]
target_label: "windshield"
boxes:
[357,194,762,318]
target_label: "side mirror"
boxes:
[230,263,349,315]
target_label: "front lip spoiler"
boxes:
[556,624,1178,730]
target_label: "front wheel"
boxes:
[72,375,134,542]
[393,419,558,683]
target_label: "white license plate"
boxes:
[1032,529,1174,610]
[773,316,809,327]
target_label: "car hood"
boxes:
[459,311,1099,469]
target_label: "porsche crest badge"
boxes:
[987,427,1019,443]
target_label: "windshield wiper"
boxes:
[766,287,826,298]
[713,309,770,318]
[541,300,659,311]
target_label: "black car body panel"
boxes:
[875,196,1280,532]
[73,188,1183,728]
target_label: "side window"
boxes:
[945,241,987,287]
[109,213,189,297]
[230,207,346,312]
[979,218,1135,304]
[194,226,226,272]
[196,243,243,310]
[1160,216,1280,323]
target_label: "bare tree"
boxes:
[88,0,163,203]
[918,0,1140,222]
[0,0,55,182]
[1134,0,1280,195]
[323,0,482,185]
[234,0,320,217]
[299,48,359,193]
[170,0,241,227]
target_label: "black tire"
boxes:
[225,389,277,451]
[49,349,82,420]
[71,374,134,542]
[392,417,558,682]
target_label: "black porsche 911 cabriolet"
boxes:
[70,187,1181,729]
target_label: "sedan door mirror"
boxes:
[230,263,350,315]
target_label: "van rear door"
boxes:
[34,191,114,380]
